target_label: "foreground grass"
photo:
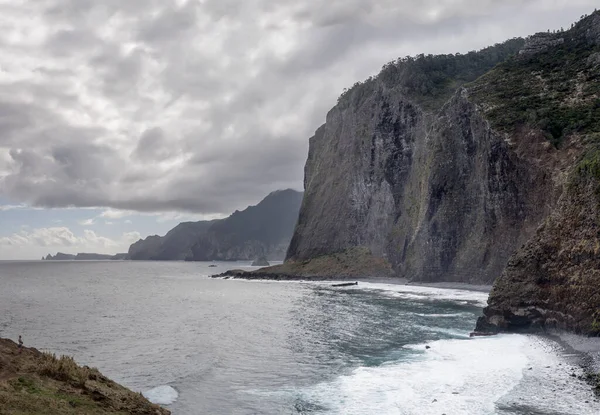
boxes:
[0,339,169,415]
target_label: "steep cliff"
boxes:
[285,12,600,284]
[476,146,600,335]
[128,221,216,261]
[128,189,303,261]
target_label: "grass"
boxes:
[576,145,600,181]
[1,376,115,415]
[0,338,169,415]
[37,353,95,387]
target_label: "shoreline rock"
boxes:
[213,247,395,281]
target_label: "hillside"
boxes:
[0,337,169,415]
[128,189,303,261]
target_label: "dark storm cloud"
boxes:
[0,0,597,215]
[132,127,178,162]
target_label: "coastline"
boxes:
[212,268,493,293]
[213,268,600,400]
[547,332,600,395]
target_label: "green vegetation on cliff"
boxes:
[470,12,600,146]
[337,38,525,111]
[576,142,600,182]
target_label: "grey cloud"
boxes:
[0,102,34,144]
[132,127,178,161]
[137,1,200,44]
[0,0,598,216]
[45,29,102,56]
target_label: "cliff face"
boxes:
[128,222,216,261]
[287,12,600,284]
[477,151,600,334]
[187,189,303,261]
[286,44,556,283]
[129,189,303,261]
[288,86,550,283]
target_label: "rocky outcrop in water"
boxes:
[128,189,303,261]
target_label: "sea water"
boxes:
[0,261,598,414]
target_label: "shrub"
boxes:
[37,353,92,387]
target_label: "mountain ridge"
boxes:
[128,189,303,261]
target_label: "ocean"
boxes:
[0,260,598,414]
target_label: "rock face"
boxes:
[286,11,600,287]
[287,41,552,283]
[129,189,303,261]
[128,222,216,261]
[477,152,600,335]
[518,33,564,57]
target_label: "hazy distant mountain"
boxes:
[43,252,128,260]
[128,189,303,261]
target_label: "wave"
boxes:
[354,282,490,307]
[286,334,600,415]
[143,385,179,405]
[413,312,469,317]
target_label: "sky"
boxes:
[0,0,597,259]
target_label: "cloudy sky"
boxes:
[0,0,597,259]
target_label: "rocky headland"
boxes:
[0,337,169,415]
[43,253,128,261]
[231,12,600,338]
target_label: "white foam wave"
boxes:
[355,282,490,307]
[414,313,468,317]
[412,324,471,338]
[291,334,600,415]
[143,385,178,405]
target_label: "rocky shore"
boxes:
[0,337,169,415]
[213,247,395,281]
[553,332,600,396]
